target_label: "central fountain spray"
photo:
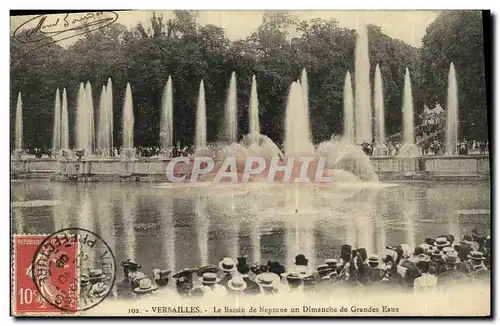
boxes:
[75,82,95,156]
[354,22,372,144]
[373,64,388,156]
[224,72,238,144]
[446,62,458,156]
[399,68,419,157]
[343,71,355,143]
[249,75,260,144]
[195,80,207,154]
[160,76,174,153]
[122,83,135,158]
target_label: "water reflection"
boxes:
[10,182,490,274]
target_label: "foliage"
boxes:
[10,10,488,149]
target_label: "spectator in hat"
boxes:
[316,264,332,281]
[413,257,437,294]
[190,286,211,299]
[437,251,468,287]
[90,281,111,300]
[133,278,158,297]
[218,257,237,288]
[429,249,446,276]
[227,277,248,296]
[236,256,261,295]
[293,254,309,274]
[325,258,338,273]
[468,251,489,282]
[115,259,141,300]
[172,268,197,297]
[434,237,451,251]
[282,271,305,295]
[302,275,317,295]
[367,255,384,283]
[255,272,280,295]
[200,272,227,296]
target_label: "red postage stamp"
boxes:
[13,234,78,315]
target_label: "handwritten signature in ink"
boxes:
[12,11,119,64]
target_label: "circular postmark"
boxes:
[31,228,116,312]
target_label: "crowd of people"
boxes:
[80,228,490,302]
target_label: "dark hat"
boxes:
[340,245,352,260]
[467,251,486,261]
[425,238,435,246]
[356,248,367,261]
[316,264,331,274]
[414,246,425,256]
[237,255,248,267]
[267,261,286,276]
[295,254,308,266]
[173,268,197,279]
[80,275,90,287]
[250,264,264,275]
[196,265,219,277]
[460,235,474,245]
[199,272,221,284]
[439,235,455,245]
[153,269,171,281]
[121,259,141,270]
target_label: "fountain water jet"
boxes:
[106,78,114,153]
[85,82,95,155]
[399,68,419,157]
[300,69,312,144]
[446,62,458,156]
[195,80,207,154]
[285,82,315,157]
[343,71,355,143]
[14,92,23,154]
[75,82,94,155]
[354,22,372,144]
[122,83,135,157]
[97,85,110,156]
[52,88,61,155]
[224,72,237,144]
[61,88,69,152]
[249,75,260,144]
[373,65,388,156]
[160,76,174,153]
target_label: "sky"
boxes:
[11,10,441,48]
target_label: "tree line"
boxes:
[10,10,488,150]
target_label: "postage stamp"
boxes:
[10,9,491,317]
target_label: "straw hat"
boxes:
[255,272,280,288]
[434,237,451,248]
[90,282,110,298]
[218,258,237,273]
[133,278,159,293]
[199,272,221,284]
[467,251,486,261]
[228,277,248,291]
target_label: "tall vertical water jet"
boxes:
[284,82,315,156]
[300,69,312,144]
[399,68,419,156]
[354,22,372,144]
[106,78,114,153]
[52,88,61,155]
[85,82,95,155]
[374,65,385,144]
[249,75,260,144]
[373,65,388,156]
[61,88,69,151]
[446,62,458,156]
[224,72,237,144]
[14,92,23,153]
[195,80,207,153]
[160,76,174,152]
[122,83,135,154]
[97,85,108,156]
[75,82,91,154]
[343,71,355,143]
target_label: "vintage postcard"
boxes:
[10,10,491,317]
